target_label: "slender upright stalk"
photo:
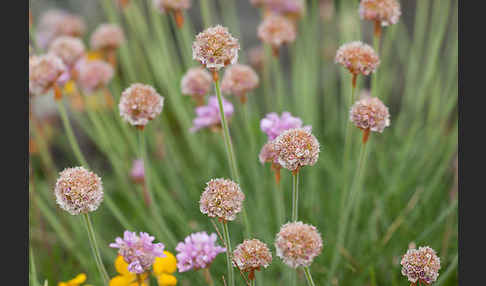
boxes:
[250,279,256,286]
[57,101,89,167]
[342,75,357,171]
[291,172,300,221]
[29,246,39,286]
[303,267,316,286]
[83,213,110,285]
[222,222,235,286]
[372,21,381,98]
[202,268,214,286]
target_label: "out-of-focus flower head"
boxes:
[153,0,192,28]
[76,59,114,93]
[192,25,240,72]
[260,112,310,141]
[190,95,234,132]
[90,23,125,52]
[36,10,86,49]
[110,231,166,274]
[221,64,259,101]
[275,221,323,268]
[199,178,245,222]
[248,45,265,71]
[335,41,380,76]
[175,231,226,272]
[130,159,145,184]
[181,67,213,97]
[48,36,85,67]
[259,140,279,165]
[232,239,272,278]
[274,127,320,173]
[29,54,67,95]
[401,246,441,285]
[349,95,390,133]
[257,14,296,56]
[119,83,164,128]
[263,0,305,20]
[359,0,401,27]
[54,166,104,215]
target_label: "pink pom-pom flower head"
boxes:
[29,54,67,100]
[90,23,125,67]
[257,14,296,57]
[232,239,272,280]
[349,95,390,144]
[335,41,380,88]
[181,67,213,106]
[221,64,259,103]
[400,246,440,285]
[199,178,245,222]
[119,83,164,129]
[175,231,226,272]
[110,231,166,274]
[48,36,85,68]
[35,10,86,49]
[190,96,234,133]
[359,0,401,38]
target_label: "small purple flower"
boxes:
[175,232,226,272]
[260,112,311,140]
[130,159,145,183]
[190,96,234,132]
[110,230,165,274]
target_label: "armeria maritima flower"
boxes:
[275,221,323,268]
[181,67,213,105]
[258,14,296,56]
[335,41,380,76]
[90,23,125,51]
[192,25,240,72]
[119,83,164,128]
[221,64,259,102]
[153,0,191,28]
[199,178,245,222]
[263,0,305,19]
[401,246,441,285]
[350,95,390,133]
[260,112,310,141]
[48,36,85,67]
[36,10,86,49]
[110,231,166,274]
[273,127,320,173]
[54,166,104,215]
[259,140,279,165]
[232,239,272,279]
[248,45,265,71]
[175,231,226,272]
[359,0,401,27]
[29,54,67,96]
[130,159,145,184]
[76,59,114,92]
[190,95,234,132]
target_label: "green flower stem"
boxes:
[29,246,39,286]
[250,279,256,286]
[273,175,285,226]
[291,172,300,221]
[57,101,89,167]
[82,213,110,285]
[341,75,357,190]
[372,22,381,99]
[222,222,235,286]
[303,267,316,286]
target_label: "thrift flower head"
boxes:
[260,112,310,140]
[29,54,67,95]
[110,231,166,274]
[259,140,279,165]
[76,59,114,92]
[181,67,213,96]
[153,0,191,12]
[175,231,226,272]
[54,166,103,215]
[58,273,91,286]
[90,23,125,51]
[274,127,320,172]
[275,221,323,268]
[221,64,260,98]
[36,10,86,49]
[190,96,234,132]
[350,95,390,133]
[110,255,149,286]
[335,41,380,76]
[232,239,272,275]
[192,25,240,71]
[401,246,441,284]
[49,36,85,67]
[119,83,164,127]
[257,14,296,52]
[359,0,401,26]
[199,178,245,222]
[263,0,305,18]
[248,46,265,71]
[130,159,145,183]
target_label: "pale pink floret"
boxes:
[359,0,401,26]
[76,59,114,92]
[181,67,213,96]
[110,231,165,274]
[260,112,311,141]
[258,14,296,50]
[400,246,441,284]
[29,54,67,95]
[190,96,234,132]
[36,10,86,49]
[199,178,245,222]
[153,0,191,12]
[232,239,272,273]
[273,128,320,172]
[221,64,259,97]
[54,167,104,215]
[119,83,164,127]
[349,95,390,133]
[175,232,226,272]
[90,23,125,51]
[335,41,380,76]
[192,25,240,71]
[275,221,323,268]
[48,36,85,67]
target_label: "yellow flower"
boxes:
[153,251,177,286]
[86,51,103,61]
[58,273,93,286]
[110,256,149,286]
[63,80,77,95]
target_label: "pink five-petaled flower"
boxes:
[190,95,234,132]
[400,246,441,285]
[260,111,311,141]
[175,231,226,272]
[110,231,166,274]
